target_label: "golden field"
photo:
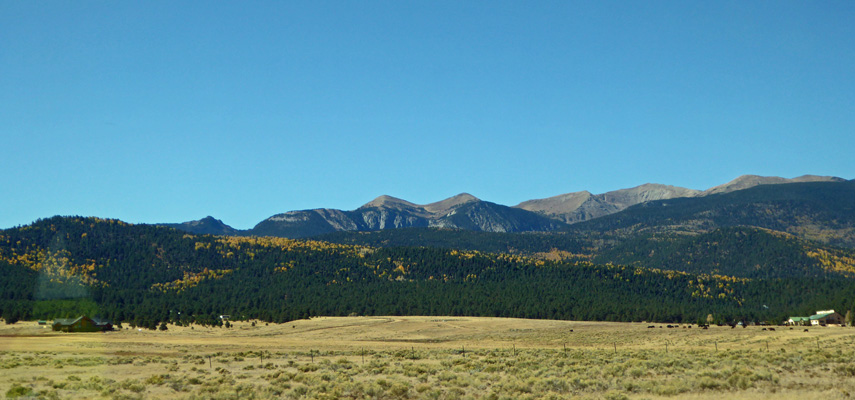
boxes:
[2,316,855,399]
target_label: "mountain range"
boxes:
[164,174,850,241]
[4,174,855,326]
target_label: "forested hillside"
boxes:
[2,217,855,328]
[317,226,855,280]
[590,227,855,279]
[316,228,586,255]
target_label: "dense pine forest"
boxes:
[2,216,855,328]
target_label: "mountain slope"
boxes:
[591,227,855,279]
[514,176,844,225]
[703,174,845,195]
[161,216,243,236]
[432,201,568,232]
[246,194,562,238]
[570,180,855,247]
[424,193,480,215]
[250,209,356,238]
[516,184,702,224]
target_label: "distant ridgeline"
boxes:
[2,216,855,328]
[164,178,855,248]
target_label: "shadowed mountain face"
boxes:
[162,216,242,236]
[246,193,565,238]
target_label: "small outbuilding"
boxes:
[52,316,113,332]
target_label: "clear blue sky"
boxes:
[2,1,853,230]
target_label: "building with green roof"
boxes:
[786,310,844,326]
[809,310,843,326]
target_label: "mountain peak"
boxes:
[424,193,480,215]
[792,175,847,183]
[515,183,700,224]
[161,216,238,236]
[515,190,593,215]
[199,215,220,223]
[183,216,225,227]
[359,195,419,210]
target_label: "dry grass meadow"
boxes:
[2,316,855,399]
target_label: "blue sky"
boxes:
[2,1,853,230]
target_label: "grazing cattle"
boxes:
[702,326,709,330]
[789,327,793,330]
[768,328,775,331]
[762,328,767,331]
[648,325,655,329]
[666,325,674,328]
[804,329,809,332]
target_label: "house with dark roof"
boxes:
[52,316,113,332]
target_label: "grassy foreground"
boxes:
[2,316,855,399]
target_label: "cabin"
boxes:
[786,316,811,326]
[52,316,113,332]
